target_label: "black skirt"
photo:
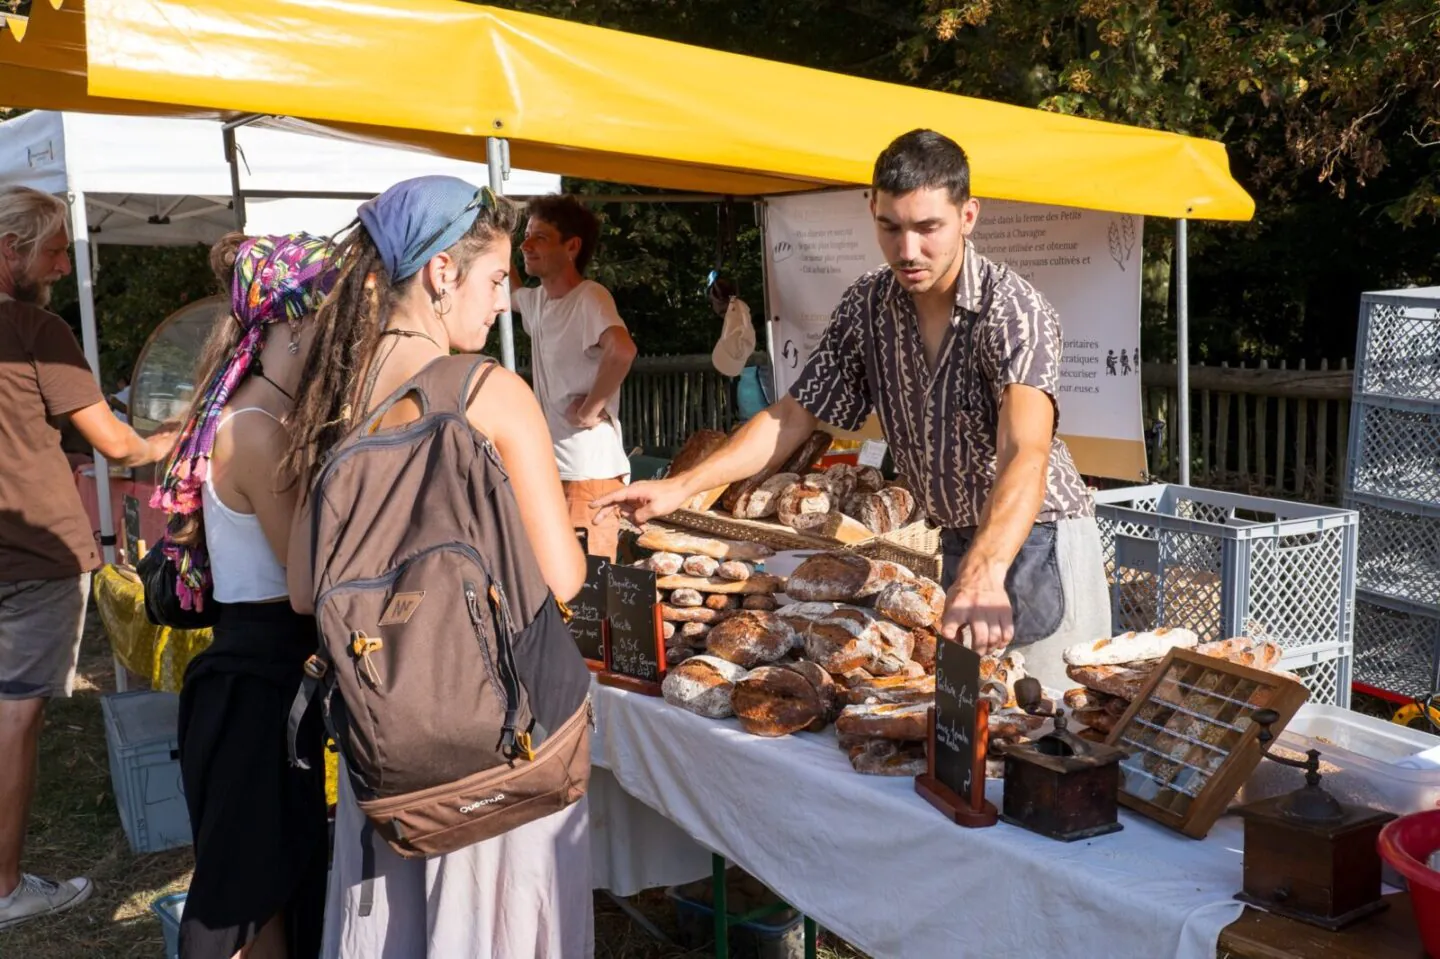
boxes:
[177,601,328,959]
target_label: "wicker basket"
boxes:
[665,509,843,554]
[850,537,944,581]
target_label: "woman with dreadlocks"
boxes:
[280,176,588,958]
[153,233,338,959]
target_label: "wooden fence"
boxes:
[592,354,1356,505]
[1141,359,1354,503]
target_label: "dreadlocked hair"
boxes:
[280,196,519,495]
[166,231,253,549]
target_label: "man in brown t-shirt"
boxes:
[0,187,176,930]
[596,130,1111,691]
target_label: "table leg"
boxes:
[804,916,818,959]
[713,852,729,959]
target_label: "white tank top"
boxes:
[201,408,289,603]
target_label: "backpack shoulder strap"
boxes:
[409,353,498,415]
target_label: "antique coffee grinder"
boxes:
[1232,708,1395,929]
[998,677,1126,842]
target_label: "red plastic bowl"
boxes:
[1377,808,1440,957]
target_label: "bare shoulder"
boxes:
[465,363,539,436]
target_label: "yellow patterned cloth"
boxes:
[92,565,338,804]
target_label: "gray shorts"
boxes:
[0,573,92,700]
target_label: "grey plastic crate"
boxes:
[1355,289,1440,401]
[1346,396,1440,507]
[1344,491,1440,612]
[101,691,190,855]
[1353,591,1440,702]
[1094,485,1358,656]
[1277,642,1353,708]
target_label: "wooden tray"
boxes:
[667,508,849,554]
[1103,646,1308,839]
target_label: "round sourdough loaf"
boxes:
[662,655,749,719]
[873,579,945,628]
[682,555,720,578]
[730,666,824,737]
[705,611,795,668]
[716,560,753,582]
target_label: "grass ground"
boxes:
[5,617,866,959]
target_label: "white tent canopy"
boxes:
[0,110,561,242]
[0,110,561,577]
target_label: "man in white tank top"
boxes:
[511,195,637,561]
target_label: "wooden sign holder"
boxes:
[915,701,998,828]
[597,601,666,697]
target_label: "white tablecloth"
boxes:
[589,681,1248,959]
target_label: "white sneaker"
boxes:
[0,873,94,931]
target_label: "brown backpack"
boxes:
[287,354,592,890]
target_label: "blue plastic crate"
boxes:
[151,892,185,959]
[101,691,191,854]
[666,882,803,959]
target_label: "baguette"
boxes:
[660,604,734,624]
[656,573,785,595]
[1062,627,1200,667]
[637,526,773,562]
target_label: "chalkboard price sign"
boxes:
[598,563,664,695]
[569,555,609,669]
[915,637,998,828]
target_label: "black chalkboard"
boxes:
[933,639,982,799]
[569,555,608,665]
[122,495,142,566]
[605,564,662,683]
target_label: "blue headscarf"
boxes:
[357,175,494,281]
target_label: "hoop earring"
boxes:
[433,288,452,318]
[287,317,302,355]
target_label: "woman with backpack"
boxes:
[280,176,592,958]
[153,232,339,958]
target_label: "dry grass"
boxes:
[4,616,868,958]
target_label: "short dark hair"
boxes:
[525,194,601,275]
[871,129,971,206]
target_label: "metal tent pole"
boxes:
[488,136,517,371]
[756,201,778,401]
[1175,218,1191,486]
[69,191,128,692]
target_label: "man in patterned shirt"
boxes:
[595,130,1111,688]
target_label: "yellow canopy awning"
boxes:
[6,0,1254,218]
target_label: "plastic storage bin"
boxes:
[1354,593,1440,702]
[101,690,190,854]
[1094,484,1357,706]
[666,878,804,959]
[1236,703,1440,815]
[152,892,185,959]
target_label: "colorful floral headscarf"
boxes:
[148,233,337,611]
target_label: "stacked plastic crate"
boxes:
[1344,287,1440,708]
[1093,485,1358,707]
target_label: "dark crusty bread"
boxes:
[873,578,945,628]
[734,472,799,520]
[669,430,731,511]
[704,611,796,668]
[785,553,913,604]
[776,484,831,529]
[662,655,748,718]
[835,702,930,741]
[730,665,825,737]
[742,594,777,611]
[703,593,741,611]
[848,739,928,776]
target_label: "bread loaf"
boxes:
[669,588,703,608]
[656,573,785,595]
[1065,663,1155,701]
[742,594,777,611]
[661,621,677,641]
[848,739,927,777]
[838,674,934,706]
[835,702,929,741]
[909,628,938,672]
[1062,627,1200,667]
[787,512,833,534]
[716,561,753,582]
[733,473,799,520]
[1072,707,1118,734]
[669,430,731,511]
[900,661,927,679]
[660,604,733,624]
[730,666,824,737]
[1063,687,1102,711]
[855,465,885,493]
[682,555,720,578]
[856,487,915,534]
[665,647,694,667]
[873,579,945,629]
[804,618,883,675]
[803,468,855,503]
[705,611,796,668]
[780,430,834,476]
[782,660,837,730]
[774,601,843,635]
[680,621,712,640]
[661,655,748,719]
[1195,637,1283,670]
[643,552,685,575]
[870,620,916,676]
[776,484,831,529]
[703,594,740,611]
[785,553,912,603]
[812,512,876,544]
[638,527,773,562]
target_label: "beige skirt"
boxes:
[324,760,594,959]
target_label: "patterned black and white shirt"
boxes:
[788,245,1092,529]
